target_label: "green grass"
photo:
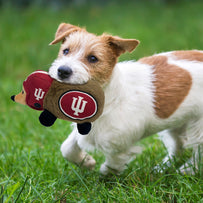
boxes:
[0,1,203,202]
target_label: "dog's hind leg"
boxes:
[155,126,186,172]
[178,118,203,174]
[61,128,96,170]
[179,144,203,175]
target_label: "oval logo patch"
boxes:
[59,91,97,120]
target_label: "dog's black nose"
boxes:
[58,66,73,79]
[11,95,15,102]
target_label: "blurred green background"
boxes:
[0,0,203,202]
[1,0,203,79]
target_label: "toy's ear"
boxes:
[102,34,140,56]
[11,88,26,105]
[49,23,84,45]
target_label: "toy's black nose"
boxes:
[58,66,73,79]
[11,95,15,102]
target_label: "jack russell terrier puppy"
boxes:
[49,23,203,175]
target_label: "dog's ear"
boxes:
[49,23,83,45]
[104,35,140,56]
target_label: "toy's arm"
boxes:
[39,109,57,127]
[77,123,92,135]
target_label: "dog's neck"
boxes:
[102,63,124,106]
[101,60,155,115]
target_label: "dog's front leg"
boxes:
[60,127,96,170]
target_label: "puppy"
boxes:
[49,23,203,175]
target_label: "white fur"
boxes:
[49,55,90,84]
[57,52,203,175]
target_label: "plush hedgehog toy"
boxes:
[11,71,105,135]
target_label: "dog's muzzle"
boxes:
[58,66,73,80]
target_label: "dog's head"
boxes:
[49,23,139,85]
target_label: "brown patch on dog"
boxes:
[82,37,118,84]
[102,34,140,56]
[139,55,192,118]
[173,50,203,62]
[49,23,85,45]
[85,34,139,84]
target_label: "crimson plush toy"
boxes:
[11,71,105,135]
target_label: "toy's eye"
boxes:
[63,48,70,55]
[22,90,24,94]
[88,55,98,63]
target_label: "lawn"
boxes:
[0,1,203,202]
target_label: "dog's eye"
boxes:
[22,90,24,94]
[63,48,70,55]
[88,55,98,63]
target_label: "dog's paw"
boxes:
[153,162,170,173]
[79,153,96,170]
[153,155,174,173]
[178,161,197,175]
[100,164,121,175]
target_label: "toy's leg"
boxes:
[100,146,141,175]
[61,129,96,170]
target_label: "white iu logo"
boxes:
[34,88,45,101]
[71,96,88,116]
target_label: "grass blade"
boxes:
[69,164,89,192]
[0,186,4,203]
[14,176,29,203]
